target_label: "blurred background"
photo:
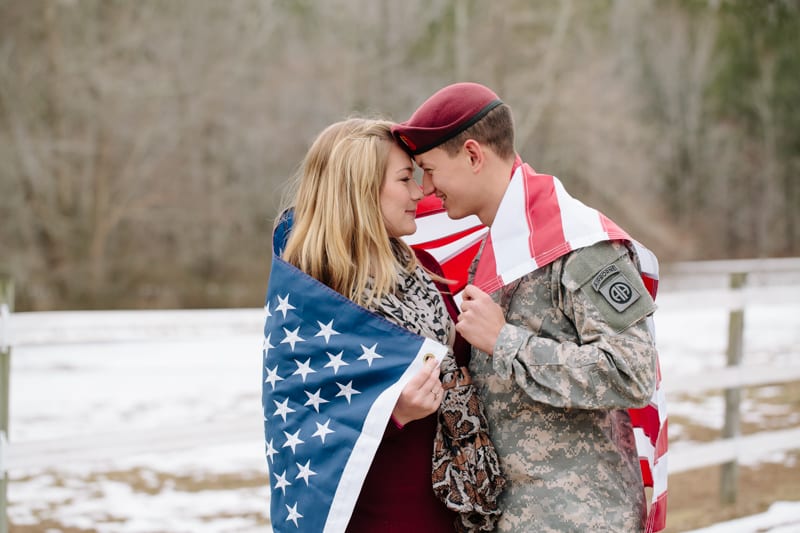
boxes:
[1,0,799,312]
[2,2,799,533]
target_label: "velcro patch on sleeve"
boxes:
[593,270,640,312]
[563,242,656,333]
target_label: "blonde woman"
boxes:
[264,118,457,532]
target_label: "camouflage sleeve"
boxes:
[492,241,657,410]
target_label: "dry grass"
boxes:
[664,454,800,532]
[663,381,800,531]
[8,470,271,533]
[9,383,800,532]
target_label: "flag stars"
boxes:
[285,502,303,527]
[292,358,316,382]
[275,294,296,319]
[324,351,348,375]
[273,398,296,422]
[264,365,284,390]
[265,439,277,464]
[273,470,291,495]
[335,381,361,404]
[295,460,317,486]
[358,343,383,367]
[282,429,304,454]
[280,327,305,352]
[304,388,329,413]
[312,419,334,444]
[315,320,340,343]
[263,333,275,359]
[263,302,272,321]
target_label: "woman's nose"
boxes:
[411,182,423,200]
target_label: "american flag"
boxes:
[262,252,448,533]
[404,159,668,532]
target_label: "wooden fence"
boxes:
[1,258,800,531]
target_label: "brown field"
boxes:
[8,383,800,532]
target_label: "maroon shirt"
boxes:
[346,413,456,532]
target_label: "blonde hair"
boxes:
[280,118,418,307]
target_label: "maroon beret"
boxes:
[392,82,503,155]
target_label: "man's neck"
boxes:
[478,156,516,227]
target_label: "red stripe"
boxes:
[412,225,485,250]
[438,240,483,294]
[415,195,445,216]
[641,274,659,300]
[629,405,660,446]
[655,418,669,458]
[599,212,626,237]
[472,233,502,293]
[646,493,668,532]
[525,171,567,264]
[639,458,653,487]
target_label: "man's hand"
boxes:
[456,284,505,355]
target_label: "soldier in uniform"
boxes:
[392,83,658,532]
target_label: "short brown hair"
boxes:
[438,103,515,160]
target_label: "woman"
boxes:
[271,118,458,532]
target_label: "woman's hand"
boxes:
[391,356,443,427]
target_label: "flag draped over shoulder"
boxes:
[404,159,668,532]
[263,219,448,533]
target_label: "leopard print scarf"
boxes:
[366,241,506,532]
[364,241,455,351]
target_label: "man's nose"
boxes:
[422,173,435,196]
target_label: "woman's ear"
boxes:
[463,139,484,172]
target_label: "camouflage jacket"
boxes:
[469,240,657,532]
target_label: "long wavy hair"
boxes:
[280,118,419,307]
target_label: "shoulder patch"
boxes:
[562,242,656,333]
[595,271,640,312]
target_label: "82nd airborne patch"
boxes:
[591,266,640,312]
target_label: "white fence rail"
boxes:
[4,416,260,472]
[7,308,264,346]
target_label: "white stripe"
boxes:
[655,385,668,424]
[490,167,537,278]
[645,315,657,343]
[403,212,483,246]
[632,240,660,278]
[324,337,448,532]
[634,428,668,498]
[422,227,488,265]
[552,176,608,247]
[651,452,668,497]
[634,427,655,464]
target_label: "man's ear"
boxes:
[463,139,484,172]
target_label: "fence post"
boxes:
[0,274,13,533]
[720,271,746,504]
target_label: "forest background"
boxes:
[1,0,799,312]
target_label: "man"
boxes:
[393,82,658,532]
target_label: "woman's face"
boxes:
[380,143,422,238]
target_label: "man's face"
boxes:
[415,147,477,220]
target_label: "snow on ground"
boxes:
[5,297,800,532]
[684,502,800,533]
[8,336,270,532]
